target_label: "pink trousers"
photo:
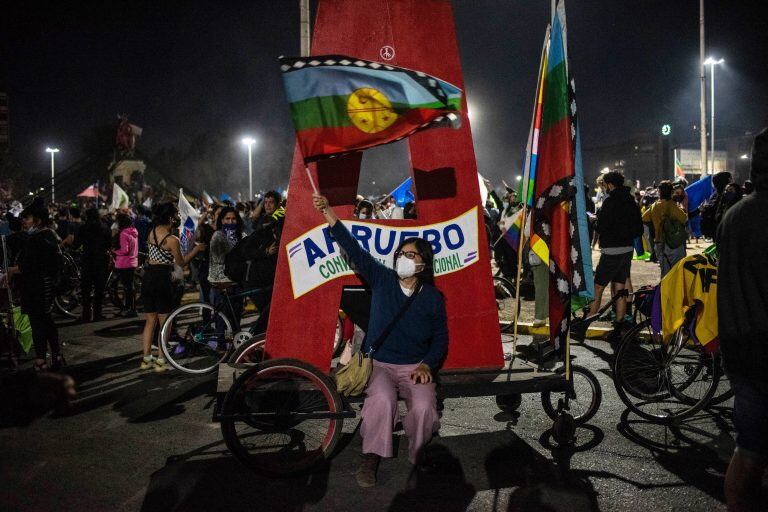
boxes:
[361,360,440,464]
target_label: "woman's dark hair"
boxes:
[152,202,178,226]
[394,237,435,286]
[403,201,417,219]
[116,212,133,231]
[215,206,244,238]
[20,197,52,227]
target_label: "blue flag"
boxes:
[391,178,415,207]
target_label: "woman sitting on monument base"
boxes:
[312,193,448,488]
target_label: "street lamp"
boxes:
[704,57,724,174]
[46,147,60,203]
[241,137,257,200]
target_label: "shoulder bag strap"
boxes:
[369,284,422,355]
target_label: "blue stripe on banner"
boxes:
[573,124,595,298]
[548,9,566,71]
[282,66,459,105]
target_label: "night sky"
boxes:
[3,0,767,196]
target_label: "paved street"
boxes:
[0,250,734,512]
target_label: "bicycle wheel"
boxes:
[160,302,234,374]
[542,365,602,424]
[220,358,344,476]
[493,276,520,333]
[613,319,719,423]
[230,336,267,364]
[708,356,734,406]
[54,255,81,318]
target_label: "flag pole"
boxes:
[305,166,319,194]
[511,27,550,355]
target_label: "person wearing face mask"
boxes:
[356,199,374,220]
[9,197,63,371]
[312,193,448,488]
[208,206,245,339]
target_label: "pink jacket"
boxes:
[114,227,139,269]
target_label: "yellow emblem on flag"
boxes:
[347,88,398,133]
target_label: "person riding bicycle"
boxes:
[312,193,448,488]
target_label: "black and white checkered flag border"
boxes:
[278,54,457,107]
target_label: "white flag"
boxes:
[110,183,130,211]
[142,197,153,208]
[178,188,200,254]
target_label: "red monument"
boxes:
[265,0,504,371]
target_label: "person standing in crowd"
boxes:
[742,180,755,196]
[312,193,448,488]
[54,207,72,242]
[195,210,216,310]
[699,170,732,239]
[140,203,204,372]
[588,171,643,341]
[113,213,138,318]
[252,191,281,231]
[11,198,63,371]
[642,181,688,277]
[73,208,112,322]
[208,206,245,336]
[717,128,768,512]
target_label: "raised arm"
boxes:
[312,194,386,287]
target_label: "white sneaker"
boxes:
[154,357,167,373]
[140,355,155,370]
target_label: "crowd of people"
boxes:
[0,190,287,373]
[1,129,767,502]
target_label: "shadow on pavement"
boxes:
[93,319,145,338]
[141,427,616,511]
[616,407,733,503]
[58,353,216,422]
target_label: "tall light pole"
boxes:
[46,147,60,203]
[300,0,310,57]
[699,0,707,179]
[242,137,256,200]
[704,57,724,174]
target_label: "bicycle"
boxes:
[160,285,273,374]
[612,306,721,424]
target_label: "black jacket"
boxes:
[716,191,768,385]
[18,228,60,314]
[595,187,643,248]
[73,221,111,265]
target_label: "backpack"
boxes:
[662,216,687,249]
[224,229,275,287]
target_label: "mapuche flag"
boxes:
[530,0,593,350]
[279,55,462,162]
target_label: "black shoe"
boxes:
[607,321,627,343]
[355,453,380,488]
[50,354,66,371]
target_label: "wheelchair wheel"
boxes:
[541,365,602,425]
[220,358,344,476]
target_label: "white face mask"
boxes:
[358,213,368,220]
[395,257,423,279]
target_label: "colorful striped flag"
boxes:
[502,208,524,252]
[280,55,462,162]
[529,0,592,349]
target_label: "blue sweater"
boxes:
[330,221,448,370]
